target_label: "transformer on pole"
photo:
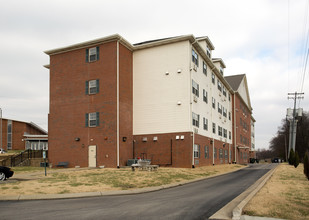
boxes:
[286,92,304,158]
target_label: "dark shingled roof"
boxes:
[224,74,245,91]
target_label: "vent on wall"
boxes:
[142,137,147,142]
[153,136,158,141]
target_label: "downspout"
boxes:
[233,94,237,163]
[212,138,215,165]
[117,40,120,168]
[190,41,197,168]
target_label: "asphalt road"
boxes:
[0,164,276,220]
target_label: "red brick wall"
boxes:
[133,132,233,168]
[48,41,133,168]
[133,132,193,168]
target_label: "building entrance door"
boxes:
[88,145,97,167]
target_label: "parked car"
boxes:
[0,166,14,181]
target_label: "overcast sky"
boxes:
[1,0,308,150]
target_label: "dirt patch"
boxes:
[0,164,244,196]
[243,163,309,220]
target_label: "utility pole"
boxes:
[287,92,304,158]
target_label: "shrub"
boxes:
[294,151,300,168]
[288,149,295,166]
[304,152,309,180]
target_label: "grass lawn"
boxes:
[243,163,309,220]
[0,164,244,196]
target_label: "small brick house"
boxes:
[0,118,47,151]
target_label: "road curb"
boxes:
[232,165,279,220]
[0,166,247,201]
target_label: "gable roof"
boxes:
[225,74,252,112]
[224,74,245,91]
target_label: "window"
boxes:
[220,66,224,75]
[194,144,200,158]
[7,120,12,150]
[214,148,217,159]
[229,94,231,101]
[212,97,216,109]
[203,89,208,103]
[223,108,227,117]
[85,112,100,127]
[86,47,99,62]
[229,112,231,120]
[203,117,208,130]
[192,49,199,66]
[206,46,211,58]
[225,150,228,159]
[205,146,209,159]
[203,61,207,75]
[212,73,215,84]
[229,131,231,140]
[219,149,223,159]
[192,80,199,97]
[223,86,227,97]
[223,129,227,138]
[192,112,200,127]
[86,79,99,94]
[212,122,216,134]
[217,80,222,92]
[218,102,222,114]
[218,126,222,136]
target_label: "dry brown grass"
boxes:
[0,164,244,196]
[244,163,309,220]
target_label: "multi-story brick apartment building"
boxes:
[45,34,255,168]
[225,74,254,164]
[0,118,47,151]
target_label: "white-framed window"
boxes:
[85,112,100,127]
[212,97,216,109]
[86,79,99,95]
[223,128,227,138]
[192,112,200,127]
[217,80,222,92]
[229,131,231,140]
[206,46,211,58]
[194,144,200,158]
[192,49,199,66]
[203,89,208,103]
[7,120,12,150]
[212,122,216,134]
[219,149,223,159]
[218,102,222,114]
[223,107,227,117]
[218,126,222,136]
[192,80,199,97]
[223,86,227,97]
[203,117,208,130]
[203,61,207,75]
[212,73,215,84]
[86,47,99,62]
[229,93,231,101]
[205,146,209,158]
[220,66,224,75]
[229,112,231,120]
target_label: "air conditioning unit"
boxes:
[193,128,198,134]
[43,146,48,151]
[193,65,197,71]
[193,96,198,102]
